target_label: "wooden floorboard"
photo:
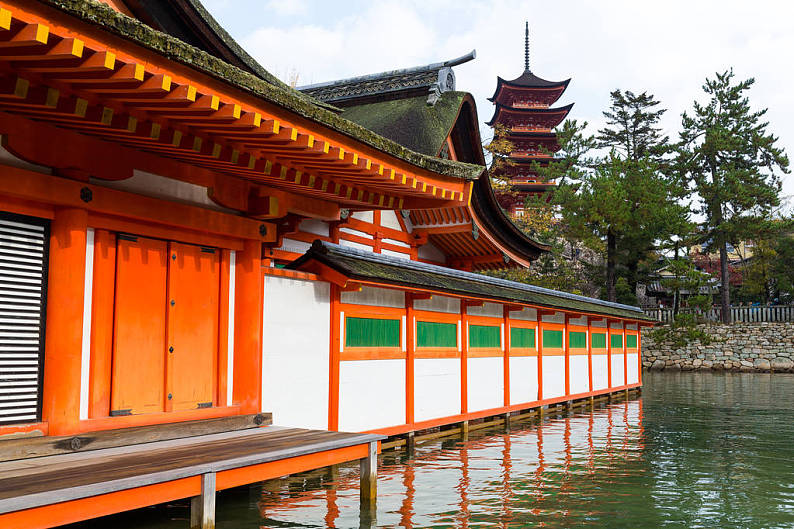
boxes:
[0,426,383,514]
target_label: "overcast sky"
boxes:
[203,0,794,208]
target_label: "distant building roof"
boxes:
[299,51,476,107]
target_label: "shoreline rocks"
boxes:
[642,322,794,373]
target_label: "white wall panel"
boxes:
[611,352,626,387]
[262,276,330,430]
[467,302,503,319]
[541,355,565,399]
[414,358,460,422]
[380,210,403,231]
[592,354,609,391]
[341,285,405,308]
[541,311,565,324]
[467,357,503,412]
[381,249,410,259]
[338,359,405,431]
[299,219,329,237]
[414,295,460,314]
[569,315,588,326]
[417,242,445,262]
[627,353,640,384]
[351,210,373,223]
[339,239,372,252]
[590,318,607,328]
[569,356,590,395]
[510,307,537,321]
[509,356,538,404]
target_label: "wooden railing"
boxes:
[643,305,794,324]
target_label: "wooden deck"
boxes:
[0,425,384,528]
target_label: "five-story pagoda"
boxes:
[488,22,573,216]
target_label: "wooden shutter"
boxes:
[0,213,49,425]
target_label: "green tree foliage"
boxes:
[597,89,671,161]
[740,217,794,303]
[678,70,789,322]
[652,257,715,347]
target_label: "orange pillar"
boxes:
[460,302,469,414]
[41,207,87,436]
[586,318,593,393]
[503,306,510,407]
[637,324,643,385]
[232,239,263,415]
[563,314,570,396]
[328,284,341,430]
[405,295,415,425]
[537,316,544,401]
[606,320,613,389]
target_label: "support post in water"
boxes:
[461,420,470,440]
[405,431,416,452]
[360,440,378,508]
[190,472,216,529]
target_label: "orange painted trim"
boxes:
[638,331,643,384]
[341,217,414,245]
[413,310,460,324]
[622,324,628,386]
[365,383,643,437]
[467,348,504,358]
[339,349,405,361]
[0,476,200,529]
[503,306,510,407]
[328,285,341,431]
[264,248,304,263]
[591,347,609,355]
[587,320,594,393]
[0,421,48,438]
[0,166,271,242]
[79,406,241,433]
[42,207,87,436]
[606,324,613,388]
[508,348,537,357]
[507,319,537,330]
[352,279,652,325]
[262,266,320,282]
[339,304,406,317]
[232,239,264,415]
[0,194,55,220]
[414,349,460,359]
[88,212,244,252]
[537,318,543,400]
[88,229,115,419]
[217,249,231,407]
[405,296,415,424]
[569,348,589,356]
[466,314,504,325]
[564,314,570,396]
[460,304,469,414]
[216,443,372,490]
[540,347,564,356]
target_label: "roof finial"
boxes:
[524,21,530,72]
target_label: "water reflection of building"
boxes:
[258,402,644,527]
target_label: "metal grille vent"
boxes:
[0,213,49,425]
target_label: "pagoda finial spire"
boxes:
[524,21,530,72]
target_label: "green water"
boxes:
[71,372,794,528]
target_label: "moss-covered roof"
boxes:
[289,241,655,322]
[36,0,483,182]
[341,92,466,157]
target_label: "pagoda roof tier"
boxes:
[489,71,570,101]
[509,137,561,153]
[1,0,485,212]
[289,240,653,322]
[486,103,573,128]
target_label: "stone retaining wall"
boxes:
[641,322,794,372]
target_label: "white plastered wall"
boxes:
[467,302,503,318]
[592,354,609,391]
[341,285,405,308]
[467,357,503,412]
[541,355,566,399]
[611,352,626,387]
[338,359,405,431]
[510,307,537,321]
[569,356,590,395]
[626,353,639,384]
[414,359,460,422]
[509,356,538,405]
[414,294,460,314]
[262,276,330,430]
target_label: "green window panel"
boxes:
[591,332,606,348]
[627,334,638,348]
[417,321,457,348]
[345,317,400,348]
[469,324,500,348]
[569,331,587,349]
[510,327,535,348]
[542,329,563,348]
[611,334,624,349]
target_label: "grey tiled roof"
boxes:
[289,241,654,322]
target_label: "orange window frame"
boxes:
[625,330,639,352]
[507,319,537,357]
[539,321,565,356]
[466,314,503,358]
[568,323,589,356]
[339,305,404,361]
[413,309,460,359]
[589,325,608,355]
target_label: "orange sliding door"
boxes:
[111,235,168,415]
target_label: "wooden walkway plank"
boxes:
[0,426,384,515]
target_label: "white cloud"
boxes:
[210,0,794,202]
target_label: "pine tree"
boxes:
[678,70,789,322]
